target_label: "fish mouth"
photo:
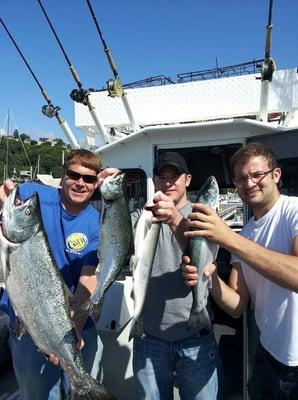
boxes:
[2,188,39,243]
[100,173,124,200]
[6,186,21,214]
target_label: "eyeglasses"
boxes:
[66,169,97,184]
[155,174,182,183]
[233,167,276,186]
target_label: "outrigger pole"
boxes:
[0,18,80,149]
[85,0,139,132]
[36,0,109,145]
[258,0,276,121]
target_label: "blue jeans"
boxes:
[248,343,298,400]
[133,332,221,400]
[9,323,103,400]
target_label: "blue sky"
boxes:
[1,0,297,145]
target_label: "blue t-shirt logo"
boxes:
[66,233,88,252]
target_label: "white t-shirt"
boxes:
[232,195,298,366]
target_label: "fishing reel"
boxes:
[42,104,61,118]
[107,77,124,98]
[70,88,90,106]
[261,57,276,81]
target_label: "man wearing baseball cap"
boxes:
[153,151,189,176]
[132,151,221,400]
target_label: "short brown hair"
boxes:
[230,143,278,177]
[63,149,102,173]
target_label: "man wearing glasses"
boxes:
[183,142,298,399]
[0,149,117,400]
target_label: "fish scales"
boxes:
[188,176,219,333]
[1,187,117,400]
[90,173,133,315]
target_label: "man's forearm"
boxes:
[223,231,298,292]
[210,271,247,318]
[72,266,97,331]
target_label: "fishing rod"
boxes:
[0,18,80,149]
[258,0,277,121]
[85,0,139,132]
[36,0,109,145]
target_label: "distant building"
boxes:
[37,137,62,146]
[19,170,32,178]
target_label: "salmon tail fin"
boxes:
[89,301,103,324]
[187,307,212,333]
[129,317,144,341]
[71,376,118,400]
[75,298,92,317]
[75,297,103,324]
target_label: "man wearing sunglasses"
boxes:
[183,143,298,399]
[0,149,117,400]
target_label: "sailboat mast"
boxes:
[5,109,10,180]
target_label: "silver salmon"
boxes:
[0,252,6,288]
[89,173,133,317]
[129,206,160,340]
[1,187,117,400]
[188,176,219,333]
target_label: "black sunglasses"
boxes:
[66,169,97,184]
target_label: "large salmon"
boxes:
[188,176,219,333]
[1,187,117,400]
[89,173,133,317]
[129,205,160,340]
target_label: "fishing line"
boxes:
[1,18,45,94]
[85,0,139,130]
[37,0,87,97]
[85,0,118,79]
[0,18,80,148]
[36,0,109,142]
[37,0,72,71]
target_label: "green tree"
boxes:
[20,133,31,142]
[13,129,19,139]
[0,136,72,183]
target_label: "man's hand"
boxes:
[48,352,60,366]
[145,191,181,226]
[0,179,16,206]
[97,168,121,186]
[185,203,234,247]
[182,255,217,287]
[47,328,84,366]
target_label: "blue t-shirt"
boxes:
[1,182,100,328]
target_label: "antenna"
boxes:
[36,0,109,145]
[85,0,139,131]
[0,18,80,149]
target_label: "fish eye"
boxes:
[25,208,31,215]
